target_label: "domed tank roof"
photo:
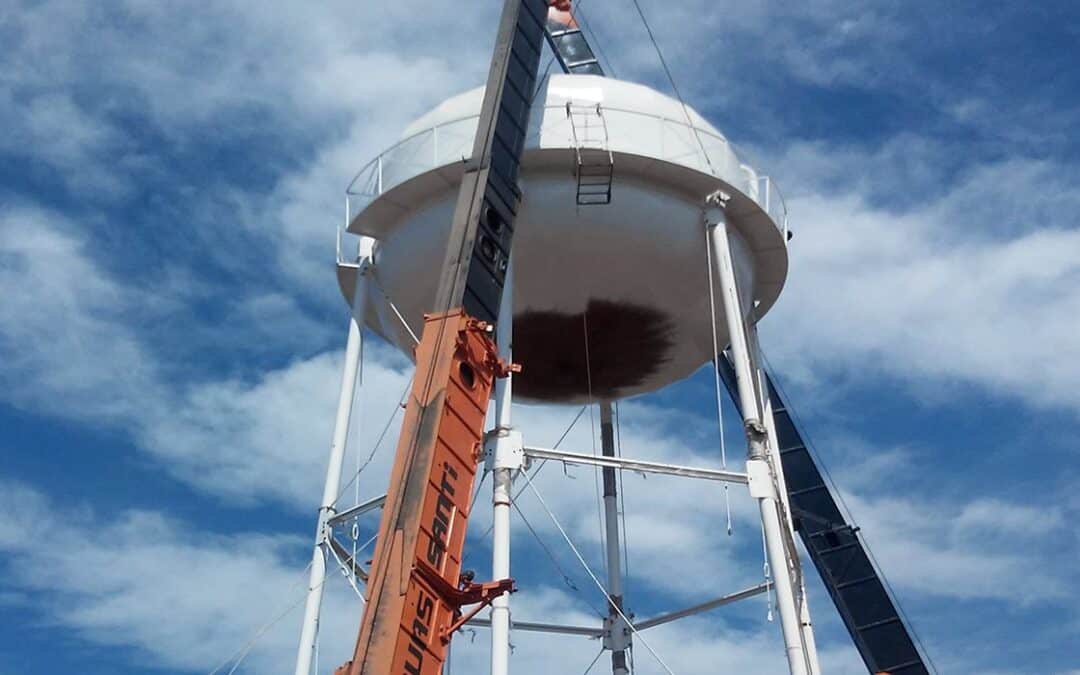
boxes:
[404,75,723,140]
[340,74,790,403]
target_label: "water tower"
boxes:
[294,2,932,674]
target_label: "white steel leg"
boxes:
[759,370,821,675]
[599,402,630,675]
[490,467,512,675]
[798,581,822,675]
[294,241,374,675]
[489,257,520,675]
[705,193,810,675]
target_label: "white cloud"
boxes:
[1,0,490,289]
[815,440,1078,607]
[842,490,1072,603]
[0,479,312,673]
[0,207,161,422]
[0,206,405,510]
[140,346,412,508]
[760,149,1080,413]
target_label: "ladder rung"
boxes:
[570,62,604,75]
[880,658,925,672]
[807,523,856,539]
[789,483,828,497]
[812,540,859,556]
[568,102,613,206]
[855,616,902,632]
[834,574,878,590]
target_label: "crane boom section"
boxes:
[336,1,547,673]
[336,312,508,675]
[433,0,548,325]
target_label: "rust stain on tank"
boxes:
[512,299,675,401]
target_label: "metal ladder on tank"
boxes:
[566,102,614,205]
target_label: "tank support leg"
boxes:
[488,257,519,675]
[757,349,822,675]
[704,192,812,675]
[599,401,631,675]
[294,239,374,675]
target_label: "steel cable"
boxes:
[520,470,677,675]
[628,0,716,175]
[206,560,316,675]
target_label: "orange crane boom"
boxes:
[335,311,515,675]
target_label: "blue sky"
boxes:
[1,1,1079,673]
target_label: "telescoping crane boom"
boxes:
[333,1,555,673]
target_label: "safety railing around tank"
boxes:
[344,105,788,241]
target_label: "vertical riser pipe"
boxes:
[490,257,515,675]
[600,402,630,675]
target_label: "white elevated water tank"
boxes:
[339,74,789,403]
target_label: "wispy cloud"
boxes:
[763,149,1080,412]
[0,478,349,673]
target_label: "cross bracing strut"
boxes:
[327,494,768,644]
[328,536,371,584]
[717,355,933,675]
[632,583,770,631]
[523,446,749,484]
[463,583,771,638]
[326,494,387,527]
[466,617,605,638]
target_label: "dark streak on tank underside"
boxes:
[511,299,675,401]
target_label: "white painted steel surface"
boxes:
[762,378,823,675]
[705,204,811,675]
[346,75,789,233]
[295,250,370,675]
[338,75,789,404]
[521,446,749,484]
